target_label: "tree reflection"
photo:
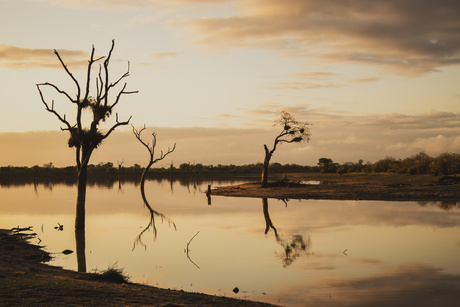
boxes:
[262,198,312,267]
[133,189,176,250]
[275,234,311,268]
[132,125,176,250]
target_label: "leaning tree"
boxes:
[37,40,137,230]
[261,111,311,187]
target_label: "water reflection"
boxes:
[262,198,312,267]
[2,179,460,306]
[132,186,176,250]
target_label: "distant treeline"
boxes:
[1,152,459,184]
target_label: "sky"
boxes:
[0,0,460,167]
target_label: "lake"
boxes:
[1,178,460,306]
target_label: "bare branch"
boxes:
[96,65,104,101]
[103,40,116,107]
[36,84,73,131]
[110,83,139,111]
[36,82,76,104]
[132,125,176,164]
[108,61,131,91]
[102,113,132,141]
[132,124,151,154]
[82,45,105,104]
[153,143,176,164]
[54,49,81,101]
[83,45,95,103]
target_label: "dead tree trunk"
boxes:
[75,166,88,230]
[261,145,273,187]
[75,229,86,272]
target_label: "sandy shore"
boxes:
[0,229,276,306]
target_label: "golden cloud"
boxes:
[182,0,460,75]
[0,44,88,69]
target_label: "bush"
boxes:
[96,263,130,283]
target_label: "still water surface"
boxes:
[1,179,460,306]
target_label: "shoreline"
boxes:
[0,229,276,306]
[210,173,460,202]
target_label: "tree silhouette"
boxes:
[261,111,311,187]
[37,40,137,231]
[132,125,176,249]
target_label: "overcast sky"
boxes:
[1,0,459,167]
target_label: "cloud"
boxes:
[351,77,380,83]
[269,81,339,90]
[1,109,459,167]
[150,51,178,58]
[182,0,460,75]
[30,0,232,10]
[404,135,460,154]
[0,44,88,69]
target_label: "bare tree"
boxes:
[37,40,137,231]
[261,111,311,187]
[132,125,176,249]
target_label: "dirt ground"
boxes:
[0,230,276,307]
[210,173,460,203]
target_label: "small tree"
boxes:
[36,40,137,230]
[132,125,176,249]
[261,111,311,186]
[317,158,338,173]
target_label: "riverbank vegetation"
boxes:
[1,152,458,183]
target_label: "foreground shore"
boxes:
[0,229,276,307]
[211,173,460,202]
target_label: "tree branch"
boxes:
[103,40,116,107]
[53,49,81,102]
[132,124,152,157]
[110,83,139,111]
[36,84,73,131]
[102,113,132,140]
[36,82,76,104]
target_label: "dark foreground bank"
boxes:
[0,229,276,307]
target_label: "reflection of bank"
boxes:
[262,198,312,267]
[417,200,459,211]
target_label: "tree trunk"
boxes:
[75,228,86,272]
[140,161,153,206]
[75,165,88,230]
[261,145,271,187]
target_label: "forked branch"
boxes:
[132,124,176,164]
[36,84,73,131]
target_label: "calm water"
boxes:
[1,179,460,306]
